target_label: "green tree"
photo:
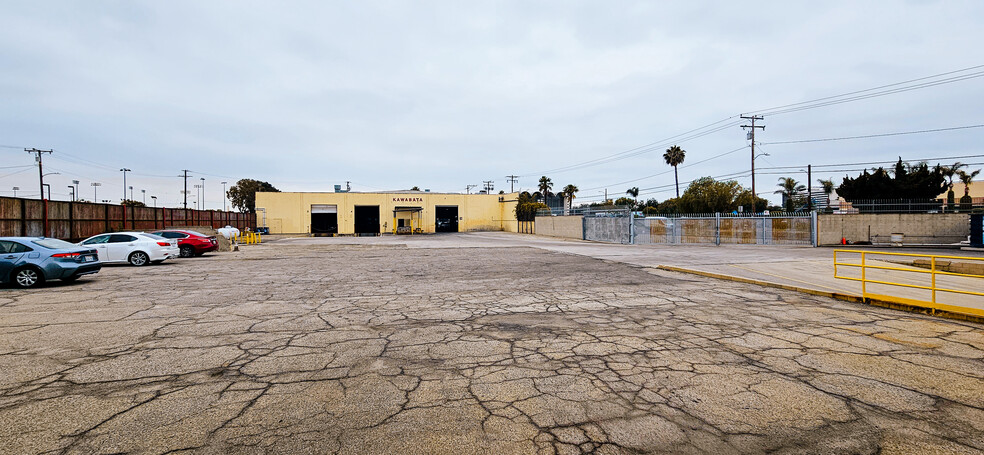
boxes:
[663,145,686,198]
[675,177,758,213]
[958,169,981,210]
[121,199,146,207]
[943,162,967,209]
[538,176,553,199]
[561,184,579,207]
[410,186,421,191]
[775,177,806,211]
[626,187,639,206]
[515,191,548,221]
[837,158,946,201]
[228,179,280,213]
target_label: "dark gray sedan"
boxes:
[0,237,102,288]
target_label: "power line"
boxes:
[747,64,984,116]
[762,124,984,145]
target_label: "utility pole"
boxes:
[740,115,765,199]
[26,148,52,200]
[483,180,494,194]
[180,170,190,209]
[466,184,477,194]
[807,164,813,211]
[506,175,518,193]
[26,148,52,236]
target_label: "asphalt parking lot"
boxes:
[1,234,983,454]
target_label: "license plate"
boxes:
[84,255,96,262]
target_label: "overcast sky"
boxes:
[2,1,983,208]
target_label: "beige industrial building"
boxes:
[255,191,521,235]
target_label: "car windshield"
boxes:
[32,238,79,249]
[139,233,166,240]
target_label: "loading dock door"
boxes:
[435,206,459,232]
[354,205,380,235]
[311,205,338,234]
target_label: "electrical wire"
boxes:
[762,124,984,145]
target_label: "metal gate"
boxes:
[577,208,816,246]
[632,213,815,246]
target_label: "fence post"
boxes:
[714,212,721,245]
[628,208,635,244]
[811,211,818,247]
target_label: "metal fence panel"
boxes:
[631,213,814,246]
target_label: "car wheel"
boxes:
[179,245,194,258]
[61,275,80,282]
[128,251,150,266]
[13,267,43,288]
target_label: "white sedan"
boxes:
[78,232,180,266]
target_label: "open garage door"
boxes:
[354,205,380,235]
[435,206,458,233]
[311,205,337,235]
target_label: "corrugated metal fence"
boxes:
[578,209,817,246]
[0,196,255,241]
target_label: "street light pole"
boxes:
[151,195,157,208]
[91,182,101,201]
[120,168,131,203]
[72,180,79,201]
[200,177,205,210]
[221,181,227,211]
[68,186,75,201]
[12,187,18,197]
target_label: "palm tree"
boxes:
[626,187,639,208]
[538,176,553,201]
[817,178,834,208]
[775,177,806,211]
[663,145,686,198]
[943,162,967,208]
[562,184,579,211]
[957,169,980,210]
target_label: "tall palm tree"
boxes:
[538,176,553,201]
[562,184,579,211]
[663,145,686,198]
[775,177,806,211]
[626,187,639,208]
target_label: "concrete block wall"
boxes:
[534,216,583,239]
[818,213,970,245]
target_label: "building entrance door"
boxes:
[435,206,458,232]
[354,205,380,235]
[311,205,338,235]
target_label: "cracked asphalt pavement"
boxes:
[1,236,983,454]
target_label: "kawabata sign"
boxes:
[392,197,423,202]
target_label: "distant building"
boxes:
[256,191,521,235]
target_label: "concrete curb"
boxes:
[654,265,984,325]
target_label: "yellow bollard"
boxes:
[256,232,261,243]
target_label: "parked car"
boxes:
[78,232,179,266]
[0,237,101,288]
[149,229,218,258]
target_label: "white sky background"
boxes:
[1,1,983,208]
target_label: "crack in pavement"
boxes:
[0,243,982,454]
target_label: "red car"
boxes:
[150,230,218,258]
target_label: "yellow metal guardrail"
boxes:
[834,249,984,318]
[235,232,261,245]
